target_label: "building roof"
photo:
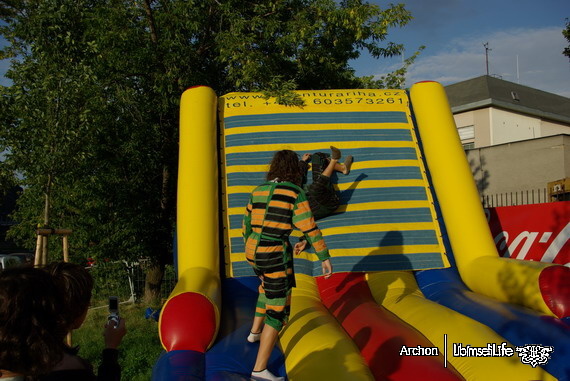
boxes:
[444,75,570,124]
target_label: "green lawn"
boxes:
[73,303,163,380]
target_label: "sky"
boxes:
[1,0,569,97]
[352,0,570,97]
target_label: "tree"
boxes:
[562,19,570,59]
[0,161,17,203]
[1,0,415,304]
[1,0,114,251]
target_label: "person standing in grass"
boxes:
[243,149,333,381]
[39,262,126,381]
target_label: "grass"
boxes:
[72,303,164,380]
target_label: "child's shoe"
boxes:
[330,146,341,160]
[247,331,261,343]
[251,369,284,381]
[343,155,354,175]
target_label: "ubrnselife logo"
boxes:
[399,336,554,368]
[515,344,554,368]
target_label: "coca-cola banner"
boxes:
[485,201,569,266]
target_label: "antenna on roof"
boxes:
[516,55,520,83]
[483,42,491,76]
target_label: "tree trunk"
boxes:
[142,0,158,44]
[140,1,175,306]
[143,261,165,306]
[143,164,173,305]
[44,173,52,226]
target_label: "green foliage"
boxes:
[0,161,17,202]
[87,262,177,307]
[1,0,170,262]
[89,262,133,305]
[0,0,418,295]
[562,19,570,59]
[74,303,162,381]
[360,46,425,89]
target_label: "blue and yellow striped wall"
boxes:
[218,89,449,278]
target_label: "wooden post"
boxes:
[34,235,43,267]
[62,235,69,262]
[36,228,73,236]
[34,228,73,266]
[41,235,48,266]
[34,228,73,345]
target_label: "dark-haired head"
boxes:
[44,262,94,333]
[0,267,66,377]
[266,150,302,186]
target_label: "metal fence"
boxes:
[481,188,551,208]
[88,261,177,308]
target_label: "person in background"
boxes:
[295,146,353,255]
[243,149,333,381]
[299,146,353,220]
[0,267,67,380]
[39,262,126,381]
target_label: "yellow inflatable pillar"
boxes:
[409,81,557,316]
[159,86,221,351]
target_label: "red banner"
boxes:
[485,202,569,266]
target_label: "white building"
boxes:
[444,76,570,205]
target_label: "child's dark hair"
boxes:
[44,262,94,333]
[0,267,66,376]
[266,150,302,186]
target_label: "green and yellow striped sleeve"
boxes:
[292,190,330,261]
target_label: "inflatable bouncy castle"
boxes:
[152,82,570,381]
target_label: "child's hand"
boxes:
[104,317,126,349]
[321,259,333,279]
[294,240,307,255]
[302,153,311,162]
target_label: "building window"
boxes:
[458,125,475,140]
[457,125,475,150]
